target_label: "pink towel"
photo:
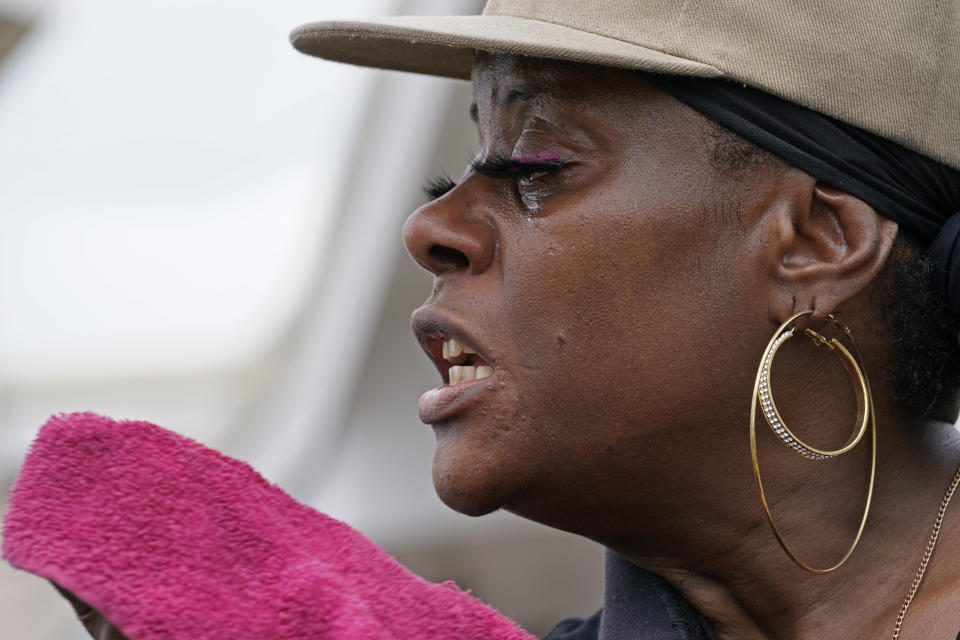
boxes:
[2,412,536,640]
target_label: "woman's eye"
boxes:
[518,170,550,185]
[468,153,566,211]
[516,172,553,210]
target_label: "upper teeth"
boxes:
[442,338,475,363]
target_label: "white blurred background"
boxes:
[0,0,603,637]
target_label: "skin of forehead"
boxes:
[469,53,704,170]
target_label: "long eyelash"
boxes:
[422,154,566,201]
[469,153,565,179]
[423,174,458,200]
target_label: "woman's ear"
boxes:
[762,169,899,325]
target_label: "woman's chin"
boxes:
[433,483,502,517]
[430,442,517,517]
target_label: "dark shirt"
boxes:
[544,551,960,640]
[543,551,716,640]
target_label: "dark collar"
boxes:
[598,550,716,640]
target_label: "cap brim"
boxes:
[290,15,721,80]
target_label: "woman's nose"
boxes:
[402,196,496,276]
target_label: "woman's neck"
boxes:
[606,415,960,639]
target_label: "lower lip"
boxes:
[418,377,492,423]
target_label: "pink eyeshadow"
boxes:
[511,152,563,163]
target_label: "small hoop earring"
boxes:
[749,310,877,574]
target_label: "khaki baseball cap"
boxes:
[291,0,960,172]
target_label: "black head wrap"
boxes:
[647,75,960,311]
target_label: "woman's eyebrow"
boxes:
[469,83,561,124]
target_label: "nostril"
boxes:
[428,244,470,271]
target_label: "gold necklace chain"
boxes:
[890,462,960,639]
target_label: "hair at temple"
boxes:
[706,121,960,421]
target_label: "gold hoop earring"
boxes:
[749,310,877,574]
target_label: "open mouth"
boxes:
[439,338,494,385]
[412,310,499,423]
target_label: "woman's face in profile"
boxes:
[403,54,770,537]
